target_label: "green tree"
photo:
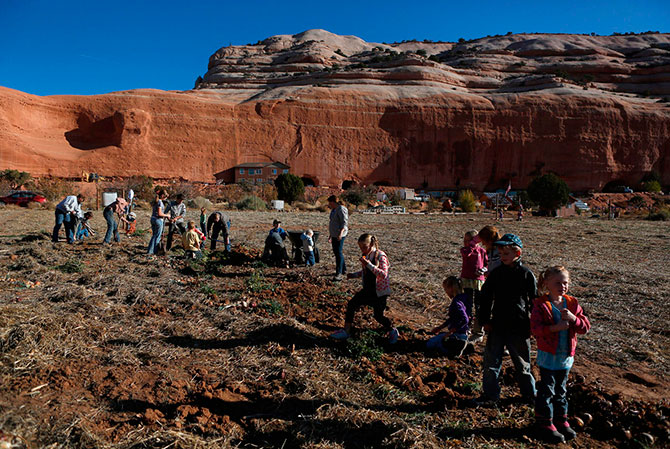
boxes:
[527,173,570,211]
[458,189,477,212]
[642,180,662,193]
[274,173,304,204]
[0,169,31,189]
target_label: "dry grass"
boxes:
[0,208,668,448]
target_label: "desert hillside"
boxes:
[1,30,669,190]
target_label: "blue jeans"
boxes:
[76,228,90,240]
[104,208,119,243]
[427,333,468,359]
[331,236,346,275]
[147,217,164,254]
[535,367,569,423]
[304,250,315,266]
[52,209,75,243]
[482,330,536,400]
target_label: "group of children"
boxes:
[328,225,590,445]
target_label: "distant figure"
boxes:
[531,266,590,444]
[147,189,170,255]
[103,197,128,244]
[301,229,315,266]
[52,194,85,244]
[330,233,399,344]
[76,211,95,241]
[207,211,231,251]
[165,194,187,251]
[182,221,203,259]
[328,195,348,281]
[517,204,524,221]
[426,277,472,358]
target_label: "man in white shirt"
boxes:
[52,194,85,244]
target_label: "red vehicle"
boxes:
[0,191,47,207]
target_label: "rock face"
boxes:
[1,29,670,190]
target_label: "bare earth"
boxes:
[0,208,668,448]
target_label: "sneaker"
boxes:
[330,329,350,340]
[388,328,400,344]
[468,336,484,344]
[554,421,577,441]
[536,424,566,444]
[333,274,343,282]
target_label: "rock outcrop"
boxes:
[1,29,669,190]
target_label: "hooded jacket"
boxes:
[531,294,590,356]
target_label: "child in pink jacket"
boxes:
[531,266,590,444]
[330,233,399,344]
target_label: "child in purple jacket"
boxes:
[426,277,472,359]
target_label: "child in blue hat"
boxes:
[475,233,537,405]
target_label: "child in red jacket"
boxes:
[531,266,590,444]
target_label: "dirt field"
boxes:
[0,207,668,448]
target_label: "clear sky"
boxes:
[1,0,668,96]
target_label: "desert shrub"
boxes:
[56,259,84,274]
[188,196,213,210]
[646,207,670,221]
[426,197,442,212]
[274,174,304,204]
[342,187,371,207]
[346,330,384,361]
[258,183,278,203]
[236,195,267,211]
[125,175,154,201]
[458,190,477,212]
[641,180,662,193]
[528,173,570,211]
[0,170,31,190]
[35,178,77,201]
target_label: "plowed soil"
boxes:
[0,207,668,448]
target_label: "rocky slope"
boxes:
[1,29,669,190]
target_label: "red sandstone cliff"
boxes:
[1,30,669,191]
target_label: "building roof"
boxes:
[233,161,290,169]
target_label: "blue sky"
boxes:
[0,0,668,96]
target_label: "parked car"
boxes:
[0,191,47,207]
[414,193,431,202]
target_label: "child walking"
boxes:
[426,277,472,358]
[330,233,399,344]
[301,229,315,266]
[531,266,590,444]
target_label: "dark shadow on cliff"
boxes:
[65,111,123,150]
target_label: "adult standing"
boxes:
[207,210,231,252]
[147,189,170,255]
[328,195,348,281]
[103,197,128,244]
[165,194,187,251]
[52,194,85,244]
